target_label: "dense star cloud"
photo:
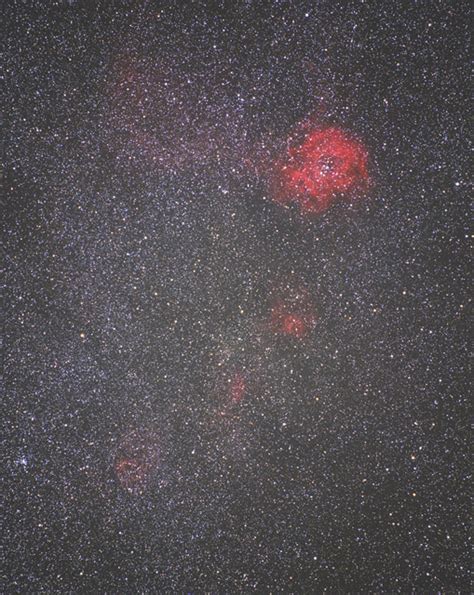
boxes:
[3,1,470,592]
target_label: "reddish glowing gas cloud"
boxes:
[271,302,316,339]
[229,372,246,404]
[114,428,160,495]
[270,289,317,339]
[273,126,370,214]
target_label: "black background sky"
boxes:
[3,1,470,592]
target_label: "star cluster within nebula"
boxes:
[3,2,470,593]
[274,126,370,214]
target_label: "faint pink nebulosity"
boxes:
[229,372,246,404]
[270,300,317,339]
[269,287,318,339]
[114,428,160,495]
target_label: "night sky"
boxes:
[3,1,470,592]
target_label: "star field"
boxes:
[3,1,470,592]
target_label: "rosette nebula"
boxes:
[273,126,370,214]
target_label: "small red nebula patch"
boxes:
[271,302,316,338]
[273,126,370,214]
[273,308,307,338]
[270,291,317,339]
[114,428,160,495]
[229,372,246,404]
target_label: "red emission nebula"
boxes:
[114,428,160,495]
[273,126,370,214]
[271,299,316,339]
[270,286,317,339]
[271,302,314,339]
